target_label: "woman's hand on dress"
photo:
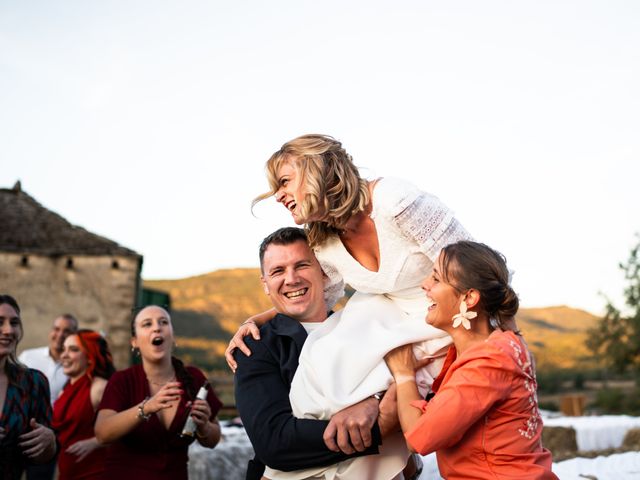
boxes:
[384,344,417,378]
[67,437,101,463]
[18,419,56,461]
[225,320,260,372]
[146,381,183,413]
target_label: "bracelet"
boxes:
[241,319,256,327]
[195,425,209,439]
[394,374,416,385]
[137,396,151,421]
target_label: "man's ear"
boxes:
[465,289,481,309]
[261,277,269,295]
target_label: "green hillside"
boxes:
[516,306,599,370]
[145,269,599,373]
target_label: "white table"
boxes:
[543,415,640,451]
[188,423,255,480]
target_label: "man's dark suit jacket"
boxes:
[234,313,382,480]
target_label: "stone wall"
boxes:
[1,252,140,369]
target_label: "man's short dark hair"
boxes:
[259,227,308,272]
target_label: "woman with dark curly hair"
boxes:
[95,305,222,480]
[53,329,116,479]
[0,294,56,480]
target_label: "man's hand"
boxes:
[323,397,378,454]
[378,382,399,437]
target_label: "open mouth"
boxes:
[0,338,14,346]
[151,337,164,346]
[284,288,307,299]
[285,201,297,212]
[426,298,436,311]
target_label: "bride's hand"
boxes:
[225,320,260,372]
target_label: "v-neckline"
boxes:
[141,366,182,433]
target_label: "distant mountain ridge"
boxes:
[145,269,599,371]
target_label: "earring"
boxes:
[131,346,140,357]
[452,300,477,330]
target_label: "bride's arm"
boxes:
[225,308,276,372]
[384,178,473,262]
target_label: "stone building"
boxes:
[0,182,142,368]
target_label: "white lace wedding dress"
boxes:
[264,178,471,480]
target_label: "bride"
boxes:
[227,134,472,479]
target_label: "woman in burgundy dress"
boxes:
[95,305,222,480]
[53,329,115,479]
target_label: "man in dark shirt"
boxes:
[234,227,397,479]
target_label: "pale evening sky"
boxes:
[1,0,639,315]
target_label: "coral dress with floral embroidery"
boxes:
[405,330,558,480]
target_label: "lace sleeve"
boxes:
[393,188,472,263]
[317,259,345,310]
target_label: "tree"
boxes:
[586,236,640,376]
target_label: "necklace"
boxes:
[147,374,176,387]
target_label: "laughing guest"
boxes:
[95,306,222,480]
[53,330,115,479]
[0,294,57,480]
[385,242,557,479]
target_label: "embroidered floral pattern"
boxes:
[509,338,542,439]
[395,192,470,262]
[316,257,345,309]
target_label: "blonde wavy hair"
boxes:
[253,134,370,247]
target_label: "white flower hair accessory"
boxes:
[452,299,477,330]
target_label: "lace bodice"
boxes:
[316,177,472,308]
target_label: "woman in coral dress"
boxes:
[385,241,558,479]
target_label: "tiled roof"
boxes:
[0,182,141,257]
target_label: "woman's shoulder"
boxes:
[25,367,48,390]
[7,366,50,395]
[480,330,534,371]
[92,376,109,390]
[455,331,520,365]
[25,366,47,380]
[184,364,206,381]
[372,177,429,216]
[107,364,143,384]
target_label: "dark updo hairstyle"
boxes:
[439,241,519,331]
